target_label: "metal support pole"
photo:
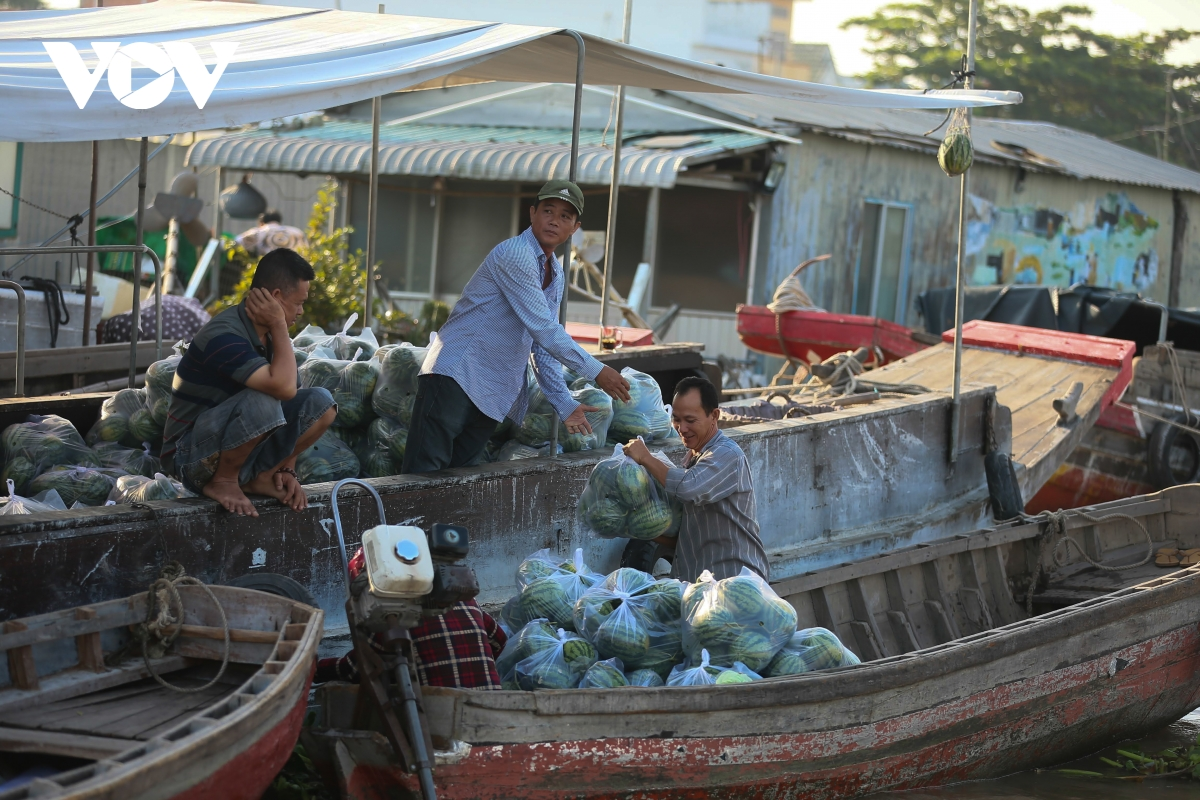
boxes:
[598,0,634,332]
[949,0,978,465]
[0,281,25,396]
[549,29,586,459]
[82,141,99,347]
[364,3,384,330]
[210,167,225,302]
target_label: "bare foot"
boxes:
[244,470,307,511]
[203,478,259,517]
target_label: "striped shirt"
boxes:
[423,226,604,424]
[161,303,271,473]
[664,430,769,583]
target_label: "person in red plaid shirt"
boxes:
[315,549,507,690]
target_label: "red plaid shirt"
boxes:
[321,550,506,690]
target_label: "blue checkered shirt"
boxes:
[423,226,604,424]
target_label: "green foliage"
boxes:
[208,183,435,341]
[843,1,1200,168]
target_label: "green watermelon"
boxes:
[765,648,807,677]
[519,662,576,690]
[127,409,161,444]
[521,578,574,627]
[300,359,341,391]
[715,670,752,685]
[29,466,114,507]
[87,415,128,445]
[516,413,555,446]
[626,500,673,540]
[517,557,557,586]
[150,397,169,427]
[605,568,654,595]
[688,607,739,650]
[361,451,398,479]
[938,126,974,177]
[1,456,35,495]
[722,575,767,619]
[343,360,379,395]
[614,461,651,507]
[332,389,373,428]
[760,598,799,638]
[561,638,597,665]
[608,410,651,443]
[581,660,628,688]
[596,618,651,663]
[644,581,683,622]
[728,630,775,671]
[626,668,665,687]
[584,497,627,537]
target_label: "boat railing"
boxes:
[0,280,25,397]
[0,245,163,389]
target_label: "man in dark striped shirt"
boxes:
[624,376,769,582]
[163,249,336,517]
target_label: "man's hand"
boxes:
[563,405,596,436]
[623,436,652,466]
[595,365,631,403]
[245,287,288,331]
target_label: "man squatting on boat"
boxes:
[625,376,770,582]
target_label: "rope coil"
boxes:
[138,562,231,694]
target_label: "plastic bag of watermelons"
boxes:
[371,343,428,425]
[0,479,63,516]
[681,568,797,672]
[28,465,118,507]
[356,416,408,478]
[665,650,762,687]
[578,657,628,689]
[764,627,861,677]
[496,619,598,690]
[2,415,100,493]
[573,568,684,676]
[556,383,613,453]
[295,430,361,485]
[502,548,603,631]
[91,442,161,478]
[601,368,677,445]
[107,472,192,505]
[626,668,665,687]
[84,388,146,448]
[293,314,379,362]
[299,347,380,429]
[576,443,677,541]
[143,342,186,428]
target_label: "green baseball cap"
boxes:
[537,179,584,216]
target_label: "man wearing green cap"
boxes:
[403,180,631,473]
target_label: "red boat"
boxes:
[305,487,1200,799]
[736,304,1157,511]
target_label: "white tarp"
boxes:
[0,0,1021,143]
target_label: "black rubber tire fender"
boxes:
[620,539,673,575]
[1146,413,1200,489]
[225,572,318,608]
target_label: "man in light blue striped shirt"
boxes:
[403,180,630,473]
[625,376,768,582]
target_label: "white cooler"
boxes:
[0,287,105,350]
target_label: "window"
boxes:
[852,201,911,321]
[0,142,22,238]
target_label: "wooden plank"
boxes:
[845,579,888,659]
[0,341,158,380]
[75,608,105,673]
[177,625,280,644]
[885,610,920,653]
[0,595,146,652]
[4,622,38,691]
[0,725,137,760]
[0,656,189,715]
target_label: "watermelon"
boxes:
[29,466,115,507]
[596,617,651,663]
[644,580,683,622]
[728,630,775,671]
[521,577,575,627]
[626,500,673,540]
[87,415,128,445]
[614,461,651,507]
[608,410,651,444]
[127,409,161,445]
[626,668,665,687]
[0,456,35,495]
[300,359,341,391]
[584,497,627,538]
[150,397,169,427]
[361,451,398,479]
[516,413,555,446]
[561,638,598,665]
[715,670,752,685]
[518,662,576,691]
[722,575,767,618]
[332,390,372,428]
[579,660,628,689]
[938,124,974,177]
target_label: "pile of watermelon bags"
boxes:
[495,550,860,691]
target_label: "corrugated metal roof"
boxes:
[185,122,768,188]
[676,92,1200,194]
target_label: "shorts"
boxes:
[172,387,334,494]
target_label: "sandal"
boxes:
[1182,552,1200,567]
[1155,550,1181,568]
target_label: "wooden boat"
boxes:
[0,325,1132,636]
[737,304,930,365]
[304,485,1200,800]
[0,584,322,799]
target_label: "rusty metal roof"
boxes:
[677,92,1200,194]
[185,122,768,188]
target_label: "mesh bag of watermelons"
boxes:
[2,415,100,493]
[371,342,428,425]
[85,388,148,447]
[555,383,613,453]
[503,548,603,631]
[299,348,380,429]
[764,627,861,677]
[576,443,675,541]
[293,314,379,362]
[578,657,629,689]
[681,567,798,672]
[143,342,186,427]
[295,430,361,485]
[0,479,64,516]
[601,368,675,445]
[495,619,598,691]
[107,472,192,504]
[625,668,665,687]
[91,442,161,478]
[573,568,684,676]
[27,465,118,507]
[938,107,974,177]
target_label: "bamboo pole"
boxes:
[598,0,634,334]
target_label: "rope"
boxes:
[1162,342,1195,425]
[922,55,977,137]
[1021,509,1155,616]
[138,562,231,694]
[21,277,69,348]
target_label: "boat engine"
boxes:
[330,479,478,800]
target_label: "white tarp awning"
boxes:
[0,0,1022,143]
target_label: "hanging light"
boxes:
[220,174,267,219]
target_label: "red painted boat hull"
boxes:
[736,305,927,365]
[336,626,1200,800]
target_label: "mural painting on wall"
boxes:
[967,192,1160,291]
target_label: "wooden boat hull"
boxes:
[307,487,1200,800]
